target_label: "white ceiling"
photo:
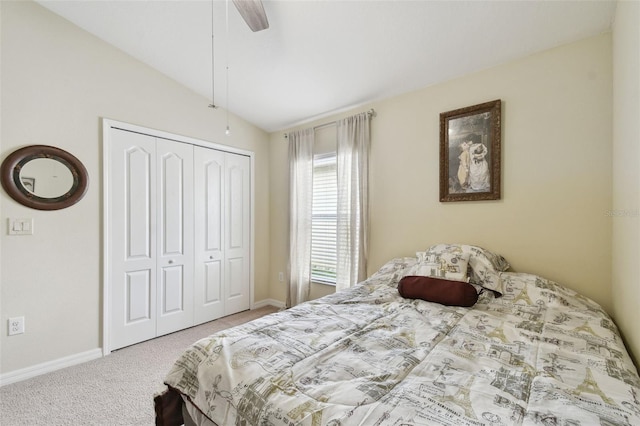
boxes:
[37,0,617,132]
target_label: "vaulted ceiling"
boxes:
[38,0,617,132]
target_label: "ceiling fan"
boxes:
[232,0,269,32]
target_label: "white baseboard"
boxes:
[1,301,283,387]
[253,298,285,309]
[0,348,103,387]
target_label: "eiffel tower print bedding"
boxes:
[161,256,640,425]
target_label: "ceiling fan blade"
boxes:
[232,0,269,32]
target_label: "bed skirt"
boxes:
[154,387,183,426]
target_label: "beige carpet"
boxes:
[0,306,279,426]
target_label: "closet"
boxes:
[104,122,252,351]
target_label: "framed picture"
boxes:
[439,99,501,202]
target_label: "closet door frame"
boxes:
[102,119,255,355]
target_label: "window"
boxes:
[311,152,337,284]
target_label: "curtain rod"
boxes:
[283,109,376,139]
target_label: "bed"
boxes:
[155,244,640,426]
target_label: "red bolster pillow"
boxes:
[398,275,479,307]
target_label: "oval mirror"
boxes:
[1,145,89,210]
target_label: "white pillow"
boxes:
[408,250,470,282]
[419,244,509,295]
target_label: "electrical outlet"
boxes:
[8,317,25,336]
[278,272,284,282]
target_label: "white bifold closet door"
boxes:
[110,130,158,350]
[193,147,251,324]
[109,128,250,351]
[156,138,195,336]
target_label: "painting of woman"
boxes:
[469,140,490,191]
[457,141,470,190]
[439,99,501,201]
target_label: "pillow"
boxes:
[397,275,479,307]
[418,244,509,295]
[412,250,470,282]
[468,263,503,296]
[423,243,510,271]
[461,244,510,272]
[371,257,419,282]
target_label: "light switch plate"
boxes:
[8,218,33,235]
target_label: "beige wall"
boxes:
[2,0,632,379]
[270,33,614,314]
[612,1,640,365]
[0,1,270,374]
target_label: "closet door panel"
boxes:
[161,266,185,313]
[161,153,186,255]
[204,158,223,253]
[224,153,251,315]
[110,130,157,350]
[156,139,194,336]
[204,261,222,303]
[126,270,152,322]
[194,147,225,324]
[228,166,245,249]
[227,257,245,299]
[126,147,153,259]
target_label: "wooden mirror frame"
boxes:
[1,145,89,210]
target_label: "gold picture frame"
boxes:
[440,99,501,202]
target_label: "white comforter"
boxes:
[164,258,640,425]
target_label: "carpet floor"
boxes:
[0,306,279,425]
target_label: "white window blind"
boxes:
[311,153,337,284]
